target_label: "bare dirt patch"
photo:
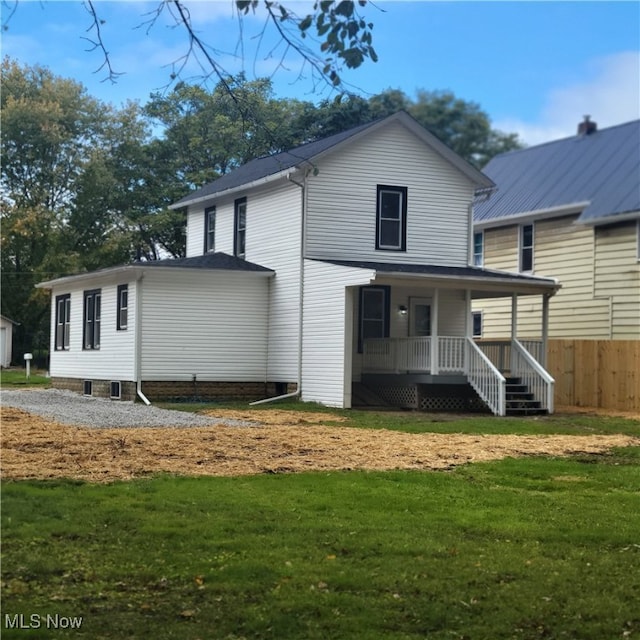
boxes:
[2,406,637,483]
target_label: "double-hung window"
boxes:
[376,185,407,251]
[204,206,216,253]
[473,231,484,267]
[520,223,534,272]
[83,289,101,350]
[359,286,390,351]
[55,294,71,350]
[117,284,128,331]
[234,197,247,258]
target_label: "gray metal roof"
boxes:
[474,120,640,225]
[172,111,493,209]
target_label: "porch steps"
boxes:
[351,383,391,409]
[505,377,546,416]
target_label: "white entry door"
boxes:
[409,298,431,337]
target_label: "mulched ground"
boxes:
[1,406,637,483]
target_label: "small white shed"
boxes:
[0,315,18,368]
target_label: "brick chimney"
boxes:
[578,115,597,135]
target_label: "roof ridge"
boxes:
[493,118,640,160]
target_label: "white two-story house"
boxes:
[37,112,560,415]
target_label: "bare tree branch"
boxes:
[81,0,124,84]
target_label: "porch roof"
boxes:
[313,259,560,297]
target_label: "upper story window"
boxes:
[234,197,247,259]
[204,206,216,253]
[473,231,484,267]
[55,294,71,350]
[83,289,101,350]
[519,223,534,272]
[376,185,407,251]
[117,284,128,331]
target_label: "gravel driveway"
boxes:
[1,388,252,428]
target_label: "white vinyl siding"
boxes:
[48,280,137,380]
[140,269,270,381]
[302,260,374,407]
[242,182,302,381]
[305,120,476,266]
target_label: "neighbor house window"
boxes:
[473,231,484,267]
[376,185,407,251]
[204,206,216,253]
[117,284,128,331]
[55,294,71,350]
[234,197,246,258]
[359,286,390,351]
[83,289,101,350]
[519,223,534,272]
[472,311,483,338]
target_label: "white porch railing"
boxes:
[465,338,506,416]
[511,339,555,413]
[476,340,543,372]
[362,337,431,373]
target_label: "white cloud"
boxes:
[496,51,640,146]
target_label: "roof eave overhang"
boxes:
[575,209,640,226]
[474,201,590,230]
[36,265,144,290]
[169,167,299,210]
[371,270,560,297]
[36,263,274,289]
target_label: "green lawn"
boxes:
[2,448,640,639]
[1,368,50,387]
[161,399,640,437]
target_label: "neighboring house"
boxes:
[37,111,561,415]
[473,117,640,341]
[0,315,19,368]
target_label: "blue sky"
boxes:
[2,1,639,145]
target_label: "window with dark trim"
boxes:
[204,206,216,253]
[473,231,484,267]
[520,223,534,272]
[55,294,71,350]
[358,286,390,351]
[83,289,101,350]
[117,284,128,331]
[472,311,483,338]
[376,185,407,251]
[234,197,247,258]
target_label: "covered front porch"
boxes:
[341,261,561,416]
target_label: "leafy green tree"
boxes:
[0,59,158,360]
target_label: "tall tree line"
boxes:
[1,57,521,364]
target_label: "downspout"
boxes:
[250,171,307,405]
[134,273,151,405]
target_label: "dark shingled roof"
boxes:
[474,119,640,225]
[137,252,273,272]
[316,258,558,287]
[171,119,381,208]
[171,111,494,209]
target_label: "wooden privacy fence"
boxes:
[546,339,640,412]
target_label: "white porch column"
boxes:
[541,293,550,368]
[430,288,439,374]
[510,293,518,372]
[464,289,472,374]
